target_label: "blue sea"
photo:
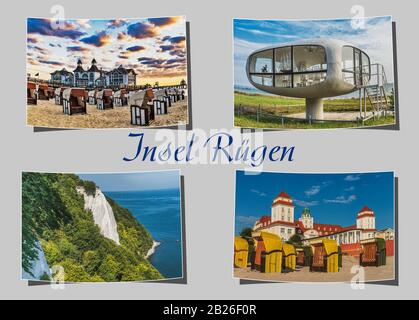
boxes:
[105,188,182,279]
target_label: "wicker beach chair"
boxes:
[253,232,283,273]
[360,238,386,267]
[97,89,114,110]
[234,237,249,269]
[62,88,87,115]
[310,239,339,273]
[27,82,37,105]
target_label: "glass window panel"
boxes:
[275,74,292,88]
[342,46,354,71]
[343,72,355,85]
[274,47,292,73]
[249,50,273,73]
[251,75,273,87]
[361,52,371,83]
[293,72,326,88]
[293,46,327,72]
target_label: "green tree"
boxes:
[287,234,302,245]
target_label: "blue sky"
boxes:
[27,17,187,85]
[78,170,180,192]
[234,16,394,87]
[235,171,394,235]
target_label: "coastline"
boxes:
[146,241,161,259]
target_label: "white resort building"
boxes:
[50,59,137,88]
[252,191,391,245]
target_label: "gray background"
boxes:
[0,0,417,300]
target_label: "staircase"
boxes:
[357,64,390,121]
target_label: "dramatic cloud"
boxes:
[106,19,128,28]
[28,45,50,55]
[77,19,91,29]
[38,59,64,66]
[160,45,175,52]
[324,195,357,204]
[168,36,186,44]
[344,174,361,182]
[166,57,186,64]
[66,46,90,52]
[27,36,38,44]
[80,31,111,47]
[148,17,180,27]
[127,22,159,39]
[305,185,321,197]
[28,18,85,39]
[169,49,186,57]
[137,57,155,62]
[117,32,128,41]
[126,45,146,52]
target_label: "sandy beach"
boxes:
[27,98,188,129]
[234,256,395,283]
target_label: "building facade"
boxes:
[50,59,137,88]
[253,191,379,245]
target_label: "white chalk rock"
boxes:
[77,187,120,245]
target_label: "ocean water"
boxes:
[105,189,182,279]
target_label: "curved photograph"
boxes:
[21,170,183,283]
[234,17,397,129]
[26,16,188,129]
[234,171,396,283]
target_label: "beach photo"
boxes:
[233,17,397,129]
[22,170,183,283]
[27,16,188,129]
[234,171,395,283]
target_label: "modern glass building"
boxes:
[246,39,371,120]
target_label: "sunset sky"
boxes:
[27,16,187,86]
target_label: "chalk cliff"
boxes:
[77,186,120,245]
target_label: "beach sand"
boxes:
[27,99,188,129]
[234,256,395,283]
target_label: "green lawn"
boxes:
[234,91,375,115]
[234,91,395,129]
[235,114,396,129]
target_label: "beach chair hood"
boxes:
[154,89,166,100]
[260,232,282,253]
[63,88,72,101]
[129,89,154,107]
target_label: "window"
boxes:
[249,45,327,88]
[281,228,285,234]
[275,47,292,74]
[249,50,273,74]
[293,46,327,72]
[342,46,370,86]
